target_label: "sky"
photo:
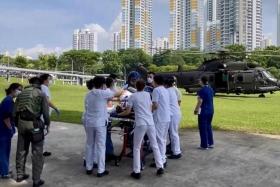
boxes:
[0,0,278,58]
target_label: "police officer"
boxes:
[15,77,50,187]
[194,76,214,149]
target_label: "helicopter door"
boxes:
[233,71,255,93]
[214,71,228,92]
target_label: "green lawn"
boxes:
[1,77,280,135]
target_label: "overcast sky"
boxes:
[0,0,278,57]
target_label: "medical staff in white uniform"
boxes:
[119,80,164,179]
[151,75,171,167]
[83,76,121,177]
[40,74,60,157]
[165,77,182,159]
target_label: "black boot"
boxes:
[33,179,45,187]
[16,174,30,182]
[168,154,182,159]
[130,172,141,179]
[97,170,109,178]
[156,168,164,176]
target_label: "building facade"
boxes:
[113,32,121,51]
[261,36,273,49]
[121,0,152,54]
[278,0,280,46]
[169,0,205,51]
[152,37,169,55]
[220,0,262,51]
[73,29,97,51]
[205,0,221,52]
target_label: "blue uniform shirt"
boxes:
[197,85,214,115]
[0,96,15,139]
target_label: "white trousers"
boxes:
[169,115,182,155]
[154,122,169,164]
[85,126,107,173]
[133,125,163,173]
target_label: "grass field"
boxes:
[1,77,280,135]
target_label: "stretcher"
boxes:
[108,116,151,169]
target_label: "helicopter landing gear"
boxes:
[259,94,265,98]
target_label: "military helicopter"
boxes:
[157,50,280,97]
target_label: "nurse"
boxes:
[165,77,182,159]
[83,76,122,177]
[0,83,22,178]
[194,76,215,149]
[119,80,164,179]
[151,75,171,167]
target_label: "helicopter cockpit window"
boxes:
[262,71,277,81]
[237,75,243,82]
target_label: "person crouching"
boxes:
[83,76,121,177]
[119,80,164,179]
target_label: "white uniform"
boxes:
[41,84,52,115]
[152,86,171,164]
[167,87,182,155]
[41,84,52,148]
[174,86,182,103]
[127,91,163,173]
[84,89,114,173]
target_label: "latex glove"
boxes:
[54,108,60,117]
[45,125,50,135]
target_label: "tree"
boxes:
[38,54,58,70]
[58,50,101,74]
[102,50,123,75]
[119,48,152,73]
[14,56,28,68]
[225,44,246,60]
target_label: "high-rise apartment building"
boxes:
[73,29,97,51]
[152,37,169,55]
[278,0,280,46]
[169,0,205,51]
[220,0,262,51]
[205,0,221,52]
[113,32,121,51]
[121,0,152,54]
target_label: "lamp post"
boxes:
[4,51,10,82]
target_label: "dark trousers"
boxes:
[16,132,44,184]
[198,113,214,148]
[0,138,12,176]
[106,123,114,156]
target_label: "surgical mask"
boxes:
[147,78,153,84]
[15,90,22,97]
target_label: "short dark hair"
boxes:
[165,76,175,87]
[5,83,22,95]
[40,74,52,83]
[86,79,94,90]
[201,76,209,85]
[93,76,106,89]
[136,79,145,91]
[106,77,114,88]
[153,75,164,85]
[148,72,155,76]
[29,77,41,85]
[109,74,117,80]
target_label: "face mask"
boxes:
[15,90,22,97]
[48,80,53,85]
[147,78,153,84]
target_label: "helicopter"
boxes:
[156,50,280,97]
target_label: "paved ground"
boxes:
[1,122,280,187]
